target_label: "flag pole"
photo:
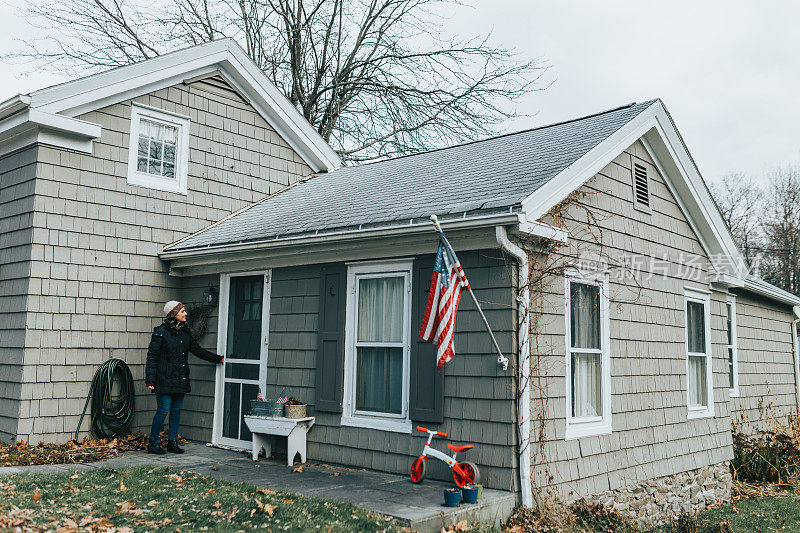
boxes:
[430,215,510,371]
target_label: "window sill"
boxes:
[127,172,187,195]
[340,414,412,434]
[564,420,612,441]
[687,407,715,419]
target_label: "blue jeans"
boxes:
[150,394,185,443]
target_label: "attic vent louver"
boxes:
[633,163,650,207]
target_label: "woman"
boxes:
[145,300,223,454]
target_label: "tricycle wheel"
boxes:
[453,461,480,487]
[410,456,427,483]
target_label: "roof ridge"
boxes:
[349,100,652,169]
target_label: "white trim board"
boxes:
[3,39,341,172]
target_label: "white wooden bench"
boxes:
[243,415,315,465]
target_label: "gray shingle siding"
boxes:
[0,146,37,441]
[166,101,658,251]
[531,141,733,501]
[12,78,312,442]
[729,292,797,432]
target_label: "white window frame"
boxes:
[726,294,739,398]
[341,259,413,434]
[564,270,612,440]
[685,287,714,419]
[126,103,190,195]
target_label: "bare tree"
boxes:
[14,0,545,162]
[710,171,764,265]
[760,166,800,295]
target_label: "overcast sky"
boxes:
[1,1,798,185]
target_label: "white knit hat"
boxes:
[164,300,182,316]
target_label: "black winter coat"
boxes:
[145,319,222,394]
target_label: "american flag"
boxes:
[276,389,288,403]
[419,239,471,369]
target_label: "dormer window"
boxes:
[127,104,190,194]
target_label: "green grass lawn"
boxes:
[689,492,800,532]
[0,466,404,532]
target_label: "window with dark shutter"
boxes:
[633,162,650,210]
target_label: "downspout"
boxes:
[496,226,533,508]
[792,306,800,413]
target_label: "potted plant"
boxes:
[443,487,461,507]
[284,397,307,418]
[461,483,479,504]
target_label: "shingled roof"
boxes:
[165,99,658,252]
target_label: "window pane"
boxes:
[571,352,601,417]
[137,156,148,173]
[163,163,175,179]
[570,283,600,349]
[726,303,733,346]
[356,346,403,414]
[357,276,404,343]
[687,301,706,353]
[688,355,707,406]
[148,158,161,175]
[728,347,735,389]
[149,140,163,160]
[137,137,149,158]
[163,143,176,164]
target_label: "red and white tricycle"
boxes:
[410,425,480,487]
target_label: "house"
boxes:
[1,39,799,524]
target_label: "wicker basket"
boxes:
[284,404,307,418]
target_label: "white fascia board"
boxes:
[220,44,341,171]
[160,212,522,260]
[743,277,800,307]
[0,94,31,121]
[643,106,741,262]
[28,39,341,172]
[515,219,568,243]
[0,109,101,156]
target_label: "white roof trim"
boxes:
[20,39,341,172]
[0,109,101,156]
[520,99,800,307]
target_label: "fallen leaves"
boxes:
[115,501,135,514]
[0,506,32,528]
[32,489,41,503]
[254,498,277,516]
[0,432,189,467]
[292,466,304,473]
[119,480,127,491]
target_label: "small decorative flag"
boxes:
[276,389,288,403]
[419,240,471,369]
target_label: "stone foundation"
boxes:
[586,462,732,525]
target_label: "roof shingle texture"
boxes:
[168,100,656,251]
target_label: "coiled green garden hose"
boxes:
[74,359,135,440]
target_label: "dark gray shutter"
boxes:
[315,263,345,412]
[409,257,444,423]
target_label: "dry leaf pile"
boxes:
[0,432,189,467]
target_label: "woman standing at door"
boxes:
[145,301,224,454]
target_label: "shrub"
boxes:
[731,429,800,485]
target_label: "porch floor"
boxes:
[0,441,516,533]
